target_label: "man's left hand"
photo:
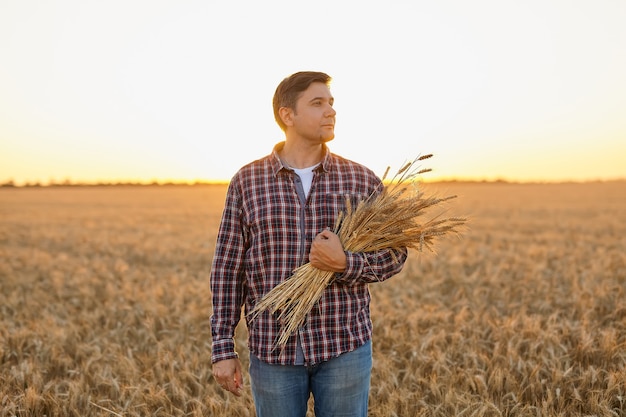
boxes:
[309,229,347,272]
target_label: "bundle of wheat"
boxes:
[249,154,467,347]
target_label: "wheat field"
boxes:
[1,182,625,416]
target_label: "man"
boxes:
[210,71,407,417]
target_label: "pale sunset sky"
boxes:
[1,0,625,185]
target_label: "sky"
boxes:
[1,0,625,185]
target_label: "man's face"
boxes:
[289,82,336,144]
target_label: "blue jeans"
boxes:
[249,340,372,417]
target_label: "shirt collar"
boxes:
[271,142,331,177]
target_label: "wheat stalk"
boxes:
[249,154,467,347]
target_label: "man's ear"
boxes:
[278,107,294,127]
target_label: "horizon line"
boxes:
[2,177,625,188]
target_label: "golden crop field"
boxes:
[1,182,625,416]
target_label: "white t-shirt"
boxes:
[293,164,319,197]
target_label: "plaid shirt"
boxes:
[210,142,407,365]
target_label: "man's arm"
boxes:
[309,229,407,284]
[210,183,247,363]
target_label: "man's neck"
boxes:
[279,141,324,169]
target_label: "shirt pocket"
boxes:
[321,193,370,230]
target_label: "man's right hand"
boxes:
[212,358,244,396]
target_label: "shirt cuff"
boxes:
[211,338,239,363]
[334,251,364,285]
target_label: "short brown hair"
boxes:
[272,71,332,131]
